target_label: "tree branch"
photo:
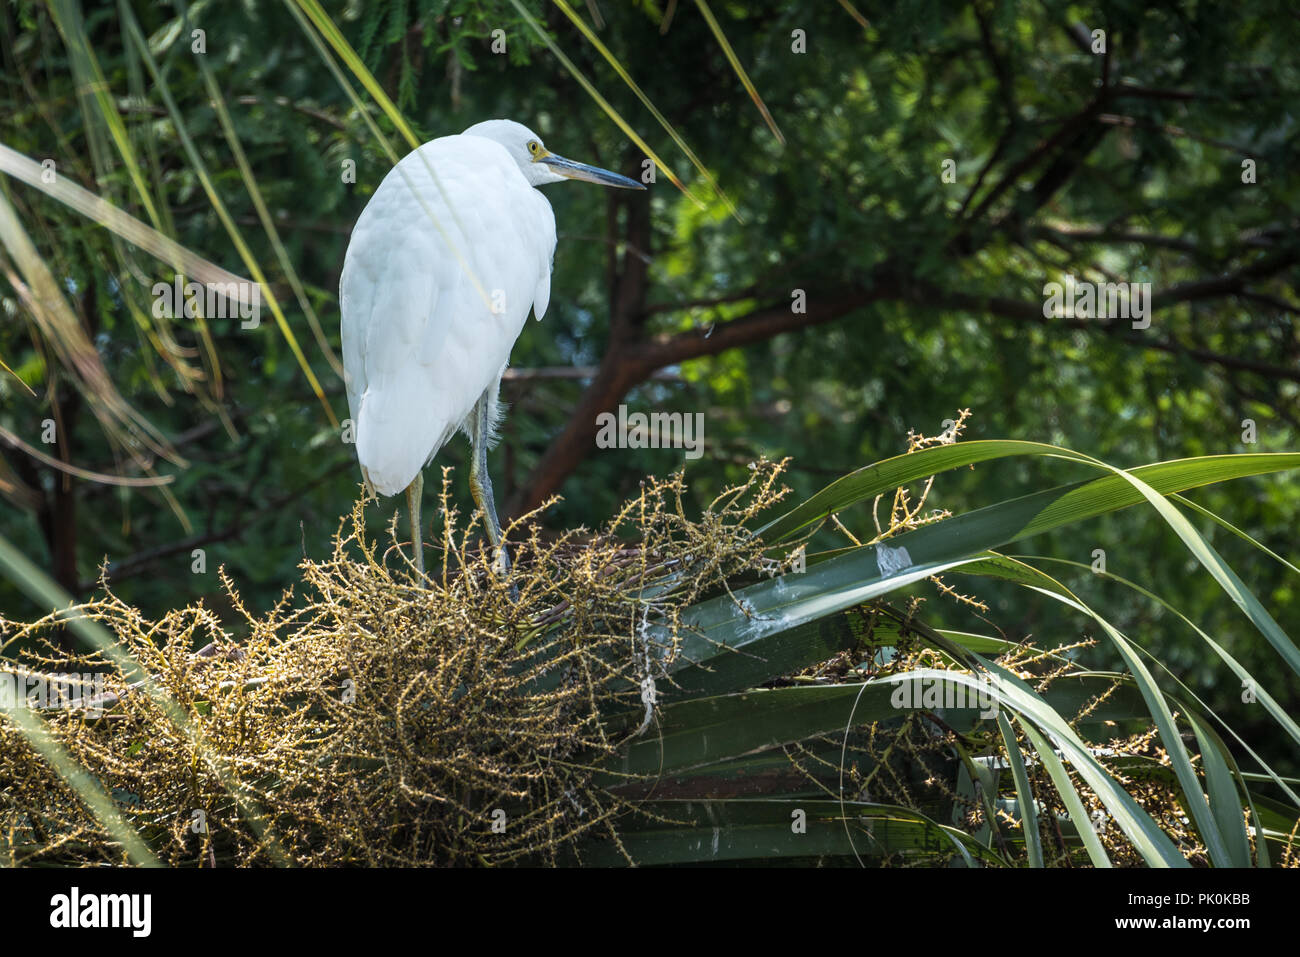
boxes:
[504,282,891,516]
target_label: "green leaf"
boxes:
[998,712,1044,868]
[1188,712,1254,868]
[1002,554,1300,801]
[572,799,1001,866]
[755,442,1300,546]
[1019,719,1111,867]
[1088,461,1300,678]
[667,451,1300,699]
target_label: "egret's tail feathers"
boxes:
[357,386,455,497]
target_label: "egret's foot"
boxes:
[491,541,521,602]
[493,541,512,577]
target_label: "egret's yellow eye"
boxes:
[527,140,543,158]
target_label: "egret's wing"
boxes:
[532,250,553,321]
[340,135,556,497]
[531,182,556,322]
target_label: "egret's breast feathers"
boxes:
[340,135,557,496]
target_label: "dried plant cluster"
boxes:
[0,463,792,866]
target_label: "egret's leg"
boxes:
[468,393,511,577]
[404,472,425,577]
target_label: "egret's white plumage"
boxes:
[341,121,556,497]
[340,119,643,577]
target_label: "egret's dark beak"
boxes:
[541,153,646,190]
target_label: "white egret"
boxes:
[340,119,645,577]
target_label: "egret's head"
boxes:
[462,119,645,191]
